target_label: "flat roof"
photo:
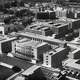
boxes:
[16,38,30,43]
[17,31,66,45]
[76,60,80,64]
[49,47,65,56]
[0,56,34,70]
[40,26,49,30]
[0,35,17,43]
[0,65,15,80]
[16,40,42,48]
[29,21,52,30]
[22,65,41,76]
[64,59,80,70]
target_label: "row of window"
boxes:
[46,55,49,65]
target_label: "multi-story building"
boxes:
[68,48,80,59]
[54,6,67,18]
[67,7,80,19]
[49,18,80,40]
[43,45,69,68]
[50,21,69,35]
[37,11,56,19]
[16,31,66,48]
[62,58,80,79]
[13,39,52,63]
[24,17,80,40]
[0,22,5,35]
[0,35,17,55]
[25,21,53,36]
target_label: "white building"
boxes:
[13,39,52,63]
[0,22,5,35]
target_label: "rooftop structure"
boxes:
[0,35,17,54]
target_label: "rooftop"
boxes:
[17,31,66,45]
[49,47,65,56]
[76,60,80,64]
[22,65,41,76]
[64,59,80,70]
[0,65,15,80]
[28,21,52,30]
[0,35,17,43]
[16,40,43,48]
[0,56,34,70]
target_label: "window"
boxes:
[46,58,48,60]
[0,31,2,34]
[32,52,34,54]
[32,49,34,51]
[46,56,48,60]
[46,63,48,65]
[46,56,48,58]
[46,61,48,63]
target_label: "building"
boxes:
[63,59,80,72]
[67,7,80,19]
[50,21,69,35]
[0,35,16,55]
[13,39,52,63]
[49,18,80,40]
[43,45,69,68]
[16,31,66,47]
[0,22,5,35]
[25,18,80,39]
[68,48,80,59]
[25,21,53,36]
[62,59,80,79]
[37,11,56,19]
[54,6,67,18]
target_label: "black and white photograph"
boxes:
[0,0,80,80]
